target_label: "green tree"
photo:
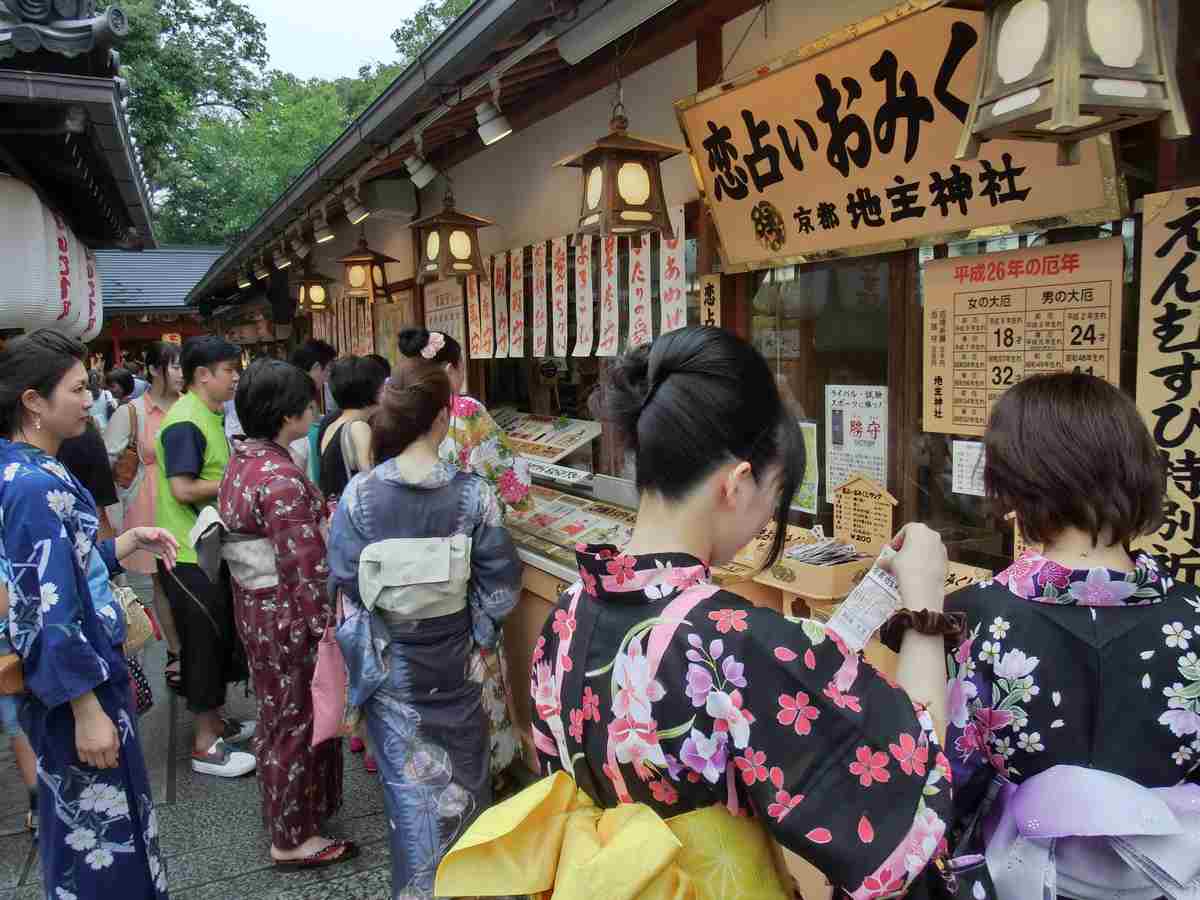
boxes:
[333,62,405,120]
[154,73,347,244]
[390,0,473,64]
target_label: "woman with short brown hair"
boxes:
[946,372,1199,897]
[329,359,522,899]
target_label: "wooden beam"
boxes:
[696,24,722,279]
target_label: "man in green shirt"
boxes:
[156,336,256,778]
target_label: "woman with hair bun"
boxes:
[329,359,521,899]
[397,328,531,513]
[398,326,531,781]
[437,327,954,900]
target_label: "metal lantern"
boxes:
[408,190,493,283]
[957,0,1190,165]
[337,237,400,304]
[555,103,684,238]
[295,266,334,313]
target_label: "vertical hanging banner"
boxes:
[660,205,686,334]
[597,235,620,356]
[477,260,494,359]
[509,247,525,357]
[466,274,482,359]
[493,252,509,359]
[573,235,594,356]
[628,236,652,348]
[1136,189,1200,585]
[551,236,569,357]
[532,242,548,357]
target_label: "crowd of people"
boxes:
[0,322,1195,900]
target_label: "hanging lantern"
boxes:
[296,266,335,313]
[337,237,400,304]
[408,190,493,282]
[956,0,1190,166]
[555,99,684,238]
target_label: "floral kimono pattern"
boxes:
[532,545,952,899]
[945,551,1200,832]
[217,439,342,850]
[0,440,167,900]
[329,459,521,899]
[440,394,530,779]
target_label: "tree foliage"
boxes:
[391,0,474,64]
[111,0,472,245]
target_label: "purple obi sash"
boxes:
[982,765,1200,899]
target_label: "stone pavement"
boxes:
[0,640,393,900]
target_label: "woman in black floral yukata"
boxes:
[437,326,956,900]
[945,373,1200,898]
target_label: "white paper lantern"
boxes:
[0,175,56,331]
[81,249,104,342]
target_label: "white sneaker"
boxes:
[191,738,256,777]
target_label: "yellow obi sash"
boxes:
[434,771,792,900]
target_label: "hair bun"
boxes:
[398,327,431,358]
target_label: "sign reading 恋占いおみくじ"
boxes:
[673,6,1120,271]
[825,385,887,501]
[832,475,896,559]
[1136,190,1200,585]
[923,237,1124,436]
[700,275,721,327]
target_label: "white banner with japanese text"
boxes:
[628,235,652,348]
[551,236,569,357]
[466,273,482,359]
[478,260,494,359]
[532,242,548,357]
[492,252,508,359]
[509,246,525,357]
[597,235,619,356]
[573,235,594,357]
[661,205,686,333]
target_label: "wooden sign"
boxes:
[946,562,991,595]
[674,5,1120,271]
[423,278,465,354]
[832,474,896,558]
[1007,511,1042,561]
[700,274,721,327]
[1135,189,1200,585]
[923,237,1125,436]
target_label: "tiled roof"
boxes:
[94,246,226,312]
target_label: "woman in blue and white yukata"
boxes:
[330,357,521,900]
[0,331,179,900]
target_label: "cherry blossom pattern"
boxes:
[1159,619,1200,754]
[777,691,820,736]
[849,746,891,787]
[888,732,928,777]
[606,553,637,586]
[708,608,749,634]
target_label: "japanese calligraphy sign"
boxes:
[492,252,508,359]
[551,236,569,357]
[628,236,653,348]
[509,247,525,357]
[1136,190,1200,585]
[423,279,466,361]
[661,205,686,334]
[1007,511,1042,561]
[832,475,896,559]
[700,275,721,327]
[478,259,494,359]
[466,273,482,358]
[826,385,887,501]
[597,235,619,357]
[573,235,594,357]
[674,6,1120,271]
[946,562,991,595]
[923,237,1125,436]
[532,242,548,358]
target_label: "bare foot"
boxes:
[271,835,338,862]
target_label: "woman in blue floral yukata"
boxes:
[944,373,1200,898]
[330,358,521,900]
[0,331,179,900]
[437,327,956,900]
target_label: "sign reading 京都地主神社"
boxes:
[1136,190,1200,586]
[923,237,1125,437]
[673,5,1120,271]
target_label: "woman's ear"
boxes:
[719,461,754,509]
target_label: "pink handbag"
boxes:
[310,594,351,747]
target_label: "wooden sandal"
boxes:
[273,839,359,871]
